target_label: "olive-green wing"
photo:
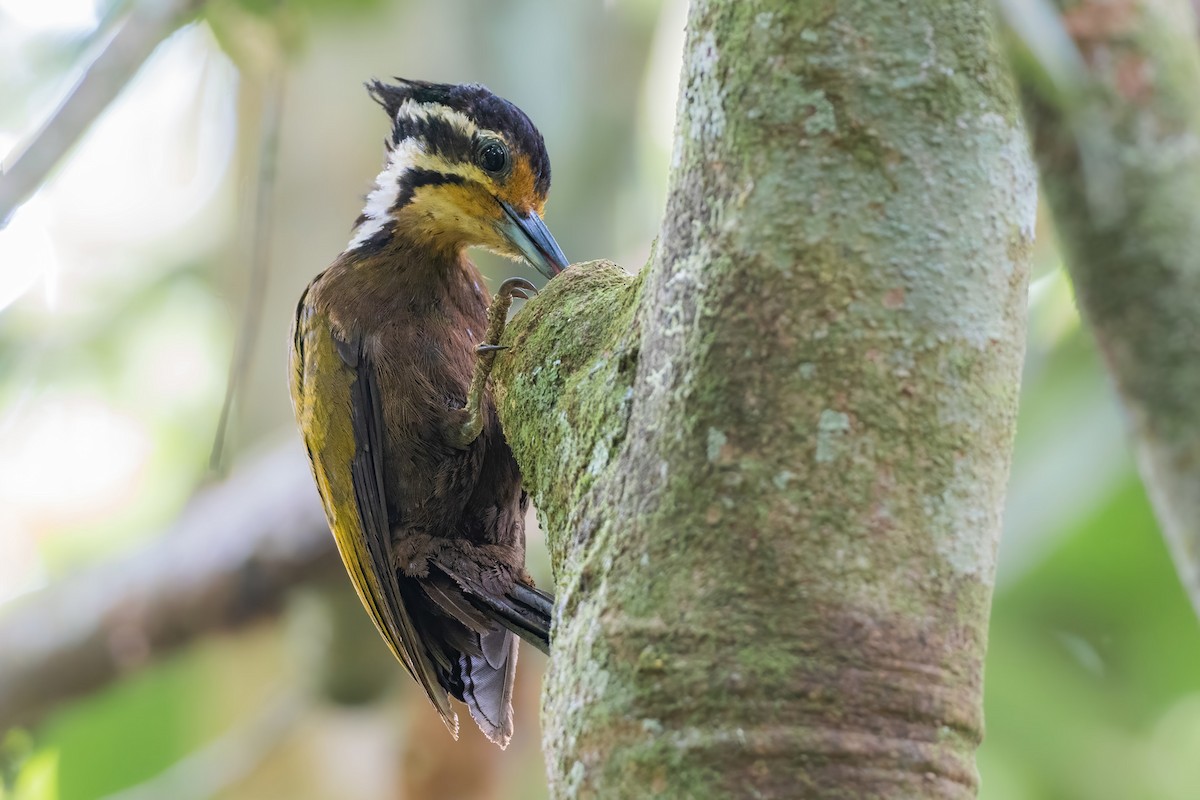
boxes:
[289,290,457,736]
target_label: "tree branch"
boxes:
[1005,0,1200,618]
[0,443,337,731]
[0,0,202,228]
[495,1,1034,796]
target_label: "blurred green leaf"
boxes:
[983,475,1200,800]
[1,729,34,795]
[43,657,198,800]
[12,749,57,800]
[204,0,391,67]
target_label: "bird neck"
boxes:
[332,239,487,317]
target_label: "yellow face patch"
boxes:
[385,142,549,259]
[348,128,549,260]
[429,141,544,217]
[396,180,520,259]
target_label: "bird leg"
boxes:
[446,277,537,449]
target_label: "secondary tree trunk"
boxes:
[1006,0,1200,618]
[493,1,1035,797]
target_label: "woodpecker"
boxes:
[289,78,568,747]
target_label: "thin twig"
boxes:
[996,0,1125,222]
[1008,0,1200,621]
[994,0,1088,95]
[210,68,287,472]
[0,0,204,228]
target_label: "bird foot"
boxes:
[496,276,537,302]
[445,277,537,449]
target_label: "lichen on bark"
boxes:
[494,1,1035,797]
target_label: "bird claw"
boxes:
[451,277,531,448]
[498,277,538,301]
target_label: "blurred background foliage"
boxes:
[0,0,1197,798]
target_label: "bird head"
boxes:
[348,78,569,280]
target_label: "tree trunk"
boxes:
[493,1,1035,796]
[1005,0,1200,618]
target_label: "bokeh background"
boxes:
[1,0,1198,798]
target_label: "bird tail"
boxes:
[455,628,518,747]
[465,579,553,655]
[421,565,551,747]
[432,563,553,655]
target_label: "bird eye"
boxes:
[476,139,510,175]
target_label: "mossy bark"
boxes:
[493,1,1034,796]
[1007,0,1200,618]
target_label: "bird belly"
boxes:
[370,314,524,550]
[381,384,527,593]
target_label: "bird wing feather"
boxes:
[290,287,458,737]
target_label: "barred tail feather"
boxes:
[456,629,518,748]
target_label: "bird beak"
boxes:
[499,201,569,280]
